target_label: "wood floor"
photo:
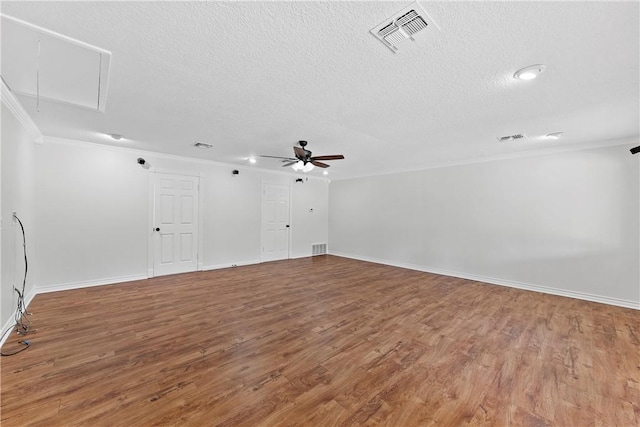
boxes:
[1,255,638,426]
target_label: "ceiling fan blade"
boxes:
[260,155,296,160]
[294,146,307,159]
[311,160,330,168]
[310,154,344,161]
[282,161,298,167]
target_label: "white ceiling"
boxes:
[1,1,638,180]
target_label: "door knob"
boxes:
[155,227,160,232]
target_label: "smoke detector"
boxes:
[370,2,440,53]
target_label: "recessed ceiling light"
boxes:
[109,133,123,140]
[248,157,257,164]
[194,142,213,149]
[545,132,565,139]
[323,171,328,176]
[514,64,546,80]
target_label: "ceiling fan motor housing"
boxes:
[297,141,312,162]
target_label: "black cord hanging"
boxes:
[1,213,32,357]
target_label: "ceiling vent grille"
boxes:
[396,10,428,36]
[370,2,440,53]
[378,23,405,49]
[497,133,527,142]
[194,142,213,149]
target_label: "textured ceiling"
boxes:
[1,1,638,180]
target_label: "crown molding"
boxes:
[1,78,44,143]
[342,135,639,181]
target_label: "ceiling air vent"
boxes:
[397,10,428,36]
[497,133,527,142]
[370,2,440,53]
[194,142,213,149]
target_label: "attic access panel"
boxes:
[370,2,440,53]
[1,14,111,112]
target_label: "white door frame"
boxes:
[147,168,204,278]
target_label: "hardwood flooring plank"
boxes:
[2,255,638,426]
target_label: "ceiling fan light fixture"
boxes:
[292,161,314,172]
[514,64,546,80]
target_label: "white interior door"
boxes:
[153,173,199,276]
[261,183,290,262]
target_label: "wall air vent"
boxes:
[312,243,327,256]
[370,2,440,53]
[497,133,527,142]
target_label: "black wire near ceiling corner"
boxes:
[1,213,33,357]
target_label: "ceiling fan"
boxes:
[261,140,345,169]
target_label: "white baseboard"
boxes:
[201,259,262,271]
[0,288,38,348]
[35,274,148,294]
[203,256,320,268]
[329,251,640,310]
[0,316,16,348]
[289,253,313,260]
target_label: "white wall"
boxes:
[1,103,37,329]
[33,139,329,290]
[34,141,149,288]
[329,143,640,309]
[291,178,329,258]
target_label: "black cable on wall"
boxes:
[1,213,32,356]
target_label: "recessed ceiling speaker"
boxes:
[630,146,640,155]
